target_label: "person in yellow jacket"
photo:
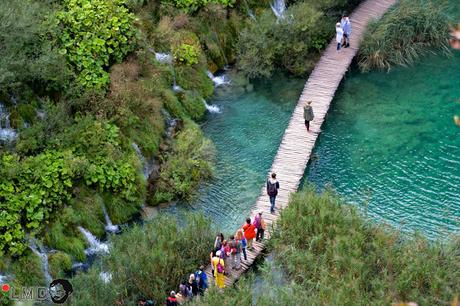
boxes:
[212,250,226,288]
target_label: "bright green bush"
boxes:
[179,91,207,121]
[168,0,236,13]
[358,0,450,72]
[48,251,73,279]
[57,0,137,89]
[174,43,199,65]
[150,122,215,205]
[71,213,214,304]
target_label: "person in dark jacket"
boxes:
[303,101,314,131]
[266,173,280,213]
[188,274,199,296]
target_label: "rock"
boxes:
[141,206,159,221]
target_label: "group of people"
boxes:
[165,266,208,305]
[336,13,352,51]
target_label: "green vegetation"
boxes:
[57,0,138,88]
[70,213,214,305]
[168,0,236,13]
[195,187,460,305]
[358,0,451,72]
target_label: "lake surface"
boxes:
[304,52,460,239]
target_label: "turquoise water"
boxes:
[304,52,460,239]
[162,74,304,232]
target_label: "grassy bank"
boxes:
[195,187,460,305]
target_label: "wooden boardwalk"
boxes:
[205,0,396,287]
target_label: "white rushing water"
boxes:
[207,71,231,87]
[101,204,120,234]
[155,52,173,65]
[78,227,109,255]
[132,142,156,180]
[29,239,52,285]
[270,0,286,20]
[0,102,17,143]
[99,271,113,283]
[203,99,222,114]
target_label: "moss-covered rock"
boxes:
[103,192,142,225]
[48,251,72,279]
[11,251,45,286]
[175,65,214,98]
[179,90,206,121]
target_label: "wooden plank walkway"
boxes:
[205,0,396,287]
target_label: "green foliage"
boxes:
[0,0,72,94]
[175,65,215,99]
[71,213,214,304]
[238,2,330,78]
[48,251,72,279]
[45,219,87,261]
[174,43,199,65]
[167,0,236,13]
[199,187,460,305]
[11,251,46,286]
[179,91,207,121]
[150,122,215,205]
[57,0,138,89]
[358,0,450,72]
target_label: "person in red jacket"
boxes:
[242,218,256,250]
[166,291,177,306]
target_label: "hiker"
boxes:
[236,229,247,261]
[212,250,226,288]
[228,235,242,270]
[178,280,191,299]
[194,265,208,295]
[303,101,314,131]
[336,22,343,51]
[255,212,266,241]
[209,246,220,277]
[166,291,178,306]
[267,173,280,213]
[188,274,199,296]
[242,218,256,250]
[341,14,351,48]
[214,233,224,249]
[138,298,154,306]
[221,240,232,272]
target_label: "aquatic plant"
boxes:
[358,0,451,72]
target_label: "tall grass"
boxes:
[195,187,460,305]
[70,213,214,305]
[358,0,451,72]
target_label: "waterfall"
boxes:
[101,204,120,234]
[0,102,17,143]
[132,142,156,180]
[29,239,52,285]
[207,71,231,87]
[78,227,109,255]
[270,0,286,20]
[99,271,112,283]
[155,52,172,65]
[162,110,179,139]
[203,99,222,114]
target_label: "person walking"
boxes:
[212,250,226,288]
[267,173,280,213]
[303,101,314,132]
[236,229,247,261]
[242,218,256,250]
[341,14,351,48]
[194,265,208,295]
[221,240,232,273]
[255,212,266,241]
[228,235,242,270]
[166,291,178,306]
[336,22,343,51]
[188,274,198,296]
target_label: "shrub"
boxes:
[48,251,72,279]
[358,0,450,72]
[174,43,200,65]
[179,91,207,121]
[57,0,138,89]
[150,122,215,205]
[71,213,214,304]
[167,0,236,13]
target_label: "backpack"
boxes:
[216,259,224,274]
[267,180,277,196]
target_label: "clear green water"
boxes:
[161,74,304,232]
[304,52,460,239]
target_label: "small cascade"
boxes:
[155,52,173,65]
[78,227,109,255]
[29,239,52,285]
[71,262,90,274]
[101,204,120,234]
[132,142,156,180]
[270,0,286,20]
[0,102,17,143]
[0,274,8,284]
[99,271,112,284]
[162,110,179,139]
[203,99,222,114]
[207,71,231,87]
